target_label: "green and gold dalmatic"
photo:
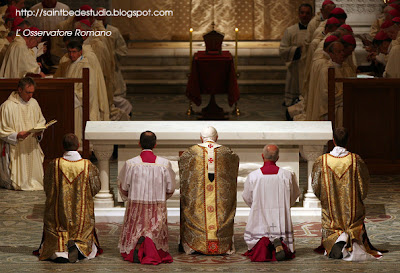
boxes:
[179,144,239,254]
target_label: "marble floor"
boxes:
[0,174,398,272]
[0,93,398,272]
[126,93,287,121]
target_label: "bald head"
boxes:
[262,145,279,162]
[200,126,218,142]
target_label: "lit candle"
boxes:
[235,28,239,72]
[189,28,193,71]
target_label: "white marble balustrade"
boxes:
[85,121,332,223]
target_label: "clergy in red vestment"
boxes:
[118,131,176,264]
[242,145,300,262]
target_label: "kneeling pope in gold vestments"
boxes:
[179,131,239,255]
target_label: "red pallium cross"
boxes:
[208,158,214,163]
[208,144,213,148]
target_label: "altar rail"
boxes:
[328,67,400,174]
[85,121,332,222]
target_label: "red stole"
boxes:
[140,150,156,163]
[260,161,279,175]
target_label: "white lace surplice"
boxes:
[118,156,176,254]
[242,168,300,252]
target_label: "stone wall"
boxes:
[110,0,314,41]
[315,0,384,33]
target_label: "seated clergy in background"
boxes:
[242,145,300,262]
[311,127,383,261]
[383,17,400,78]
[27,0,70,31]
[179,126,239,255]
[368,30,392,77]
[0,27,45,78]
[279,3,312,107]
[38,133,102,263]
[307,40,351,127]
[303,0,336,55]
[0,77,45,190]
[60,35,110,122]
[118,131,175,265]
[95,7,133,118]
[54,40,100,143]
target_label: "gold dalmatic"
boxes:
[311,153,380,257]
[179,143,239,254]
[39,158,101,260]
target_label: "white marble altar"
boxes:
[85,121,332,222]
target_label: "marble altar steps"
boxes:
[120,48,286,94]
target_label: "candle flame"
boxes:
[235,28,239,32]
[190,28,193,32]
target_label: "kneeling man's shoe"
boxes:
[329,241,346,259]
[273,238,285,261]
[133,236,145,263]
[67,240,79,263]
[53,257,69,263]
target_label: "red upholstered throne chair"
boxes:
[203,30,224,55]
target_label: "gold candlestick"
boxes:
[235,28,238,72]
[189,28,193,72]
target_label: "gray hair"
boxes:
[263,144,279,161]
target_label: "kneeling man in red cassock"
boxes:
[118,131,176,264]
[243,144,300,262]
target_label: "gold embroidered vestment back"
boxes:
[40,158,101,260]
[311,153,377,255]
[179,144,239,254]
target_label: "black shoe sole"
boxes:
[329,241,345,259]
[67,240,79,263]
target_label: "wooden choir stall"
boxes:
[0,68,90,164]
[328,67,400,174]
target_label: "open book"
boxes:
[28,119,57,133]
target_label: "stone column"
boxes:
[93,144,114,208]
[302,145,324,208]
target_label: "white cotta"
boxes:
[242,168,300,252]
[118,156,176,253]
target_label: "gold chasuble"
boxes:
[179,142,239,254]
[311,153,379,257]
[40,158,101,260]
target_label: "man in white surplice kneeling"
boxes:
[242,144,300,262]
[118,131,176,265]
